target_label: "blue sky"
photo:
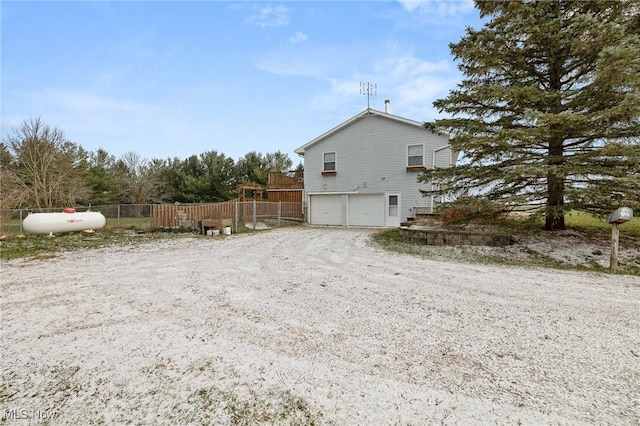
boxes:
[1,1,480,164]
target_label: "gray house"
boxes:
[294,105,454,227]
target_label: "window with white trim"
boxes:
[388,195,398,217]
[407,144,424,167]
[323,151,336,173]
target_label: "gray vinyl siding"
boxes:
[302,114,452,221]
[434,147,453,169]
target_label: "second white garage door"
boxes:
[348,194,384,227]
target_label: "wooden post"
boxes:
[278,201,282,226]
[610,223,620,274]
[234,200,238,232]
[606,207,633,274]
[252,200,257,229]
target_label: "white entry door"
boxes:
[386,193,401,227]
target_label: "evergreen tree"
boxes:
[423,0,640,230]
[201,151,237,202]
[86,148,120,205]
[162,151,237,203]
[236,151,293,186]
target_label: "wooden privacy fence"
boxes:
[267,189,303,203]
[152,201,303,230]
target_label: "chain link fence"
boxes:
[0,205,153,234]
[1,201,304,235]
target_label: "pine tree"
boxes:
[423,0,640,230]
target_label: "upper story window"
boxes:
[323,151,336,174]
[407,144,424,169]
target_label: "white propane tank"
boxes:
[22,208,107,235]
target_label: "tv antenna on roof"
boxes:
[360,82,377,109]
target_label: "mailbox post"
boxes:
[606,207,633,274]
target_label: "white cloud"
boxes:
[397,0,423,12]
[397,0,474,16]
[298,49,457,121]
[254,46,341,79]
[381,54,451,78]
[245,4,289,28]
[289,31,308,44]
[373,54,457,119]
[255,39,459,120]
[16,89,183,153]
[50,90,145,113]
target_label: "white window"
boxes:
[388,195,398,217]
[323,152,336,172]
[407,145,424,167]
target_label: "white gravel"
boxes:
[1,227,639,424]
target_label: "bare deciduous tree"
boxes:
[3,118,89,209]
[115,151,165,206]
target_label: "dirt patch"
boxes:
[407,217,640,273]
[2,228,639,424]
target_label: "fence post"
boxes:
[20,209,24,233]
[253,200,257,229]
[234,200,238,232]
[117,205,121,224]
[278,201,282,226]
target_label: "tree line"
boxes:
[1,117,298,210]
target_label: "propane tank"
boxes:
[23,208,107,235]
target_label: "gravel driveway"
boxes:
[2,227,639,424]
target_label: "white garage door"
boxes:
[348,194,384,227]
[309,194,343,226]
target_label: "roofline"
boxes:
[294,108,427,156]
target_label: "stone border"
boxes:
[400,226,512,247]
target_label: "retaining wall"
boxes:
[400,226,511,247]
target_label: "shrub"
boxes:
[436,198,503,224]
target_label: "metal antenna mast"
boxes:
[360,82,377,109]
